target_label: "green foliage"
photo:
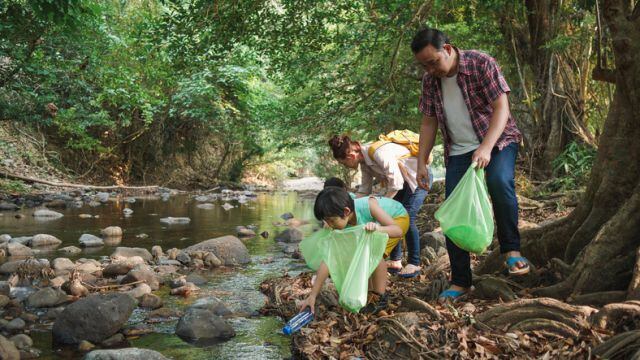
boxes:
[548,142,597,191]
[0,179,27,193]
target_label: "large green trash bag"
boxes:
[299,225,388,313]
[435,164,494,254]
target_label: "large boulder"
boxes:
[33,209,63,219]
[189,297,232,317]
[184,236,250,265]
[26,287,68,308]
[0,335,19,360]
[111,247,152,262]
[79,234,104,247]
[31,234,63,247]
[84,348,169,360]
[52,293,136,344]
[275,228,304,243]
[0,202,19,211]
[175,308,235,345]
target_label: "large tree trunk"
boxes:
[479,0,640,301]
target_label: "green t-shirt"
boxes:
[354,196,407,224]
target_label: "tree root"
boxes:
[0,170,165,190]
[628,248,640,300]
[508,318,579,338]
[549,257,573,277]
[475,297,596,335]
[590,301,640,332]
[593,330,640,360]
[398,296,441,321]
[571,291,628,307]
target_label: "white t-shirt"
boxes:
[441,74,480,155]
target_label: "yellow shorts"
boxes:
[384,214,410,258]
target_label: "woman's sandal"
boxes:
[506,256,530,275]
[397,265,422,278]
[438,289,467,303]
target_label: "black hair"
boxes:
[411,27,450,54]
[323,177,347,190]
[314,186,355,221]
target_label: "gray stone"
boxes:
[420,231,446,251]
[59,246,82,254]
[184,236,250,266]
[111,247,152,262]
[102,263,133,277]
[52,258,75,274]
[0,234,10,242]
[52,293,136,344]
[79,234,103,247]
[9,334,32,350]
[31,234,62,247]
[275,228,304,243]
[474,277,517,301]
[189,297,232,317]
[0,335,19,360]
[8,236,31,245]
[100,333,125,347]
[280,212,294,220]
[6,243,33,257]
[33,209,63,218]
[236,227,256,238]
[175,308,235,345]
[185,274,208,286]
[121,269,159,290]
[27,287,68,308]
[76,262,100,274]
[176,252,191,265]
[45,199,67,209]
[0,282,9,296]
[84,348,169,360]
[100,226,123,237]
[151,246,163,259]
[196,203,214,209]
[159,217,191,225]
[0,202,19,211]
[0,295,9,308]
[5,318,25,332]
[139,294,163,309]
[125,284,151,299]
[96,192,109,203]
[44,307,65,320]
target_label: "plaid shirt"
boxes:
[419,48,522,162]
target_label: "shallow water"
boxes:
[0,192,318,359]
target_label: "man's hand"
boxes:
[417,166,430,190]
[298,294,317,314]
[364,222,379,232]
[472,145,492,168]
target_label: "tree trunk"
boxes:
[479,0,640,301]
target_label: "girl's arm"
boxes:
[367,197,403,238]
[298,261,329,314]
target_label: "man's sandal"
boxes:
[506,256,530,275]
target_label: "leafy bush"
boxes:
[548,142,597,191]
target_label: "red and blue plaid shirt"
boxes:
[418,48,522,161]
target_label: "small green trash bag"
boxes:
[435,164,494,254]
[299,225,388,313]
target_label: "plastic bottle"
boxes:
[282,308,314,335]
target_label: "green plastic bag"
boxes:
[435,164,494,254]
[299,225,388,313]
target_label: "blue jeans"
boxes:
[445,142,520,288]
[390,175,431,266]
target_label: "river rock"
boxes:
[0,202,19,211]
[474,277,517,301]
[0,295,10,308]
[126,284,152,299]
[5,318,25,332]
[121,269,159,290]
[96,192,110,203]
[0,282,9,296]
[139,294,163,309]
[33,209,63,218]
[52,293,136,344]
[275,228,304,243]
[151,246,163,259]
[27,287,68,308]
[175,308,235,345]
[203,252,222,267]
[196,203,214,209]
[123,208,133,216]
[31,234,62,247]
[45,199,67,209]
[79,214,93,219]
[7,236,31,245]
[184,236,250,266]
[176,252,191,265]
[6,242,32,256]
[76,262,101,274]
[84,348,169,360]
[79,234,103,247]
[100,226,123,237]
[102,263,132,278]
[53,258,75,273]
[59,246,82,254]
[185,274,208,286]
[9,334,32,350]
[0,234,10,242]
[280,212,294,220]
[111,247,152,262]
[0,335,19,360]
[236,227,256,238]
[190,297,231,317]
[159,217,191,225]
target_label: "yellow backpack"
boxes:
[368,129,432,163]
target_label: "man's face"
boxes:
[415,44,455,78]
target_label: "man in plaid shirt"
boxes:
[411,27,529,302]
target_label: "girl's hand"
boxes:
[364,222,379,232]
[298,295,317,314]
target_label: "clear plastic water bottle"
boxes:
[282,308,314,335]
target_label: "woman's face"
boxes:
[337,146,360,169]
